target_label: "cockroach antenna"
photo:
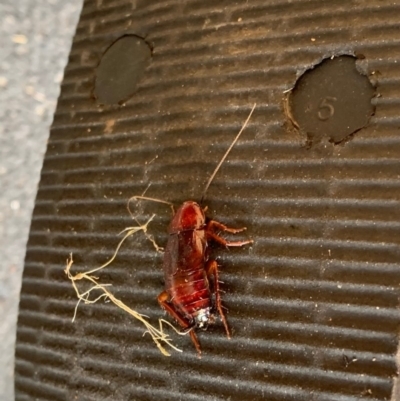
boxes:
[200,103,256,205]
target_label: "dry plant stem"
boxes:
[83,214,156,277]
[64,216,181,357]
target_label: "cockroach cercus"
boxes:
[132,104,256,356]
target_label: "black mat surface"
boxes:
[15,1,400,400]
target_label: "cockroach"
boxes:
[159,105,256,356]
[133,104,256,356]
[157,200,253,356]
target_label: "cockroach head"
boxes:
[168,201,206,234]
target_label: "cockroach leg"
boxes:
[207,220,248,234]
[206,231,254,247]
[206,260,230,339]
[158,291,189,328]
[206,220,253,247]
[158,290,201,356]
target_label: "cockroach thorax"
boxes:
[168,201,206,234]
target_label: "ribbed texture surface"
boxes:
[15,1,400,400]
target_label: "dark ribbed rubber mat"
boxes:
[15,1,400,400]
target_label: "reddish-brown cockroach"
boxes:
[158,200,253,356]
[133,104,256,356]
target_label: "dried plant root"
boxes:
[64,215,181,356]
